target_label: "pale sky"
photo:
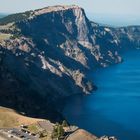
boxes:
[0,0,140,26]
[0,0,139,15]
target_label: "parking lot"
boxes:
[0,128,38,140]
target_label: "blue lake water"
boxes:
[63,50,140,140]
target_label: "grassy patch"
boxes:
[0,107,43,128]
[0,113,18,127]
[0,33,11,42]
[27,124,40,133]
[0,108,19,127]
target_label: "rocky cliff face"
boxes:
[0,5,139,118]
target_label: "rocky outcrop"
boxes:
[66,129,98,140]
[66,129,117,140]
[0,5,139,118]
[98,136,117,140]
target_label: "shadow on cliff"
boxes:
[0,54,86,122]
[0,46,85,123]
[0,9,94,122]
[0,78,56,122]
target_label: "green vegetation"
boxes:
[10,32,22,39]
[62,120,69,127]
[27,124,40,134]
[0,11,32,25]
[39,130,48,139]
[0,33,11,42]
[52,123,64,139]
[57,125,64,138]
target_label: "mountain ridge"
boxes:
[0,5,139,120]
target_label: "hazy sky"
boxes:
[0,0,139,15]
[0,0,139,26]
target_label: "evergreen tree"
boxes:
[62,120,68,127]
[52,124,64,139]
[57,125,64,138]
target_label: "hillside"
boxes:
[0,107,43,128]
[0,11,32,25]
[0,5,139,121]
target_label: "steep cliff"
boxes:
[0,5,139,118]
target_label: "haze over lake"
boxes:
[63,50,140,140]
[0,14,7,18]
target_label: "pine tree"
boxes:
[57,125,64,138]
[62,120,68,127]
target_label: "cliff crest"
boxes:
[0,5,139,119]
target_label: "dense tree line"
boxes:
[0,11,32,25]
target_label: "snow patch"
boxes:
[104,28,110,32]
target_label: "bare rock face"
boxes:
[66,129,98,140]
[98,136,117,140]
[0,5,139,118]
[66,129,117,140]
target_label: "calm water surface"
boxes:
[63,50,140,140]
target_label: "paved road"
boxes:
[0,131,20,140]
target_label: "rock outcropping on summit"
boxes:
[0,5,139,117]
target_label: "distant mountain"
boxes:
[87,13,140,27]
[0,5,139,120]
[0,13,8,19]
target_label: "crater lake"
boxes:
[63,50,140,140]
